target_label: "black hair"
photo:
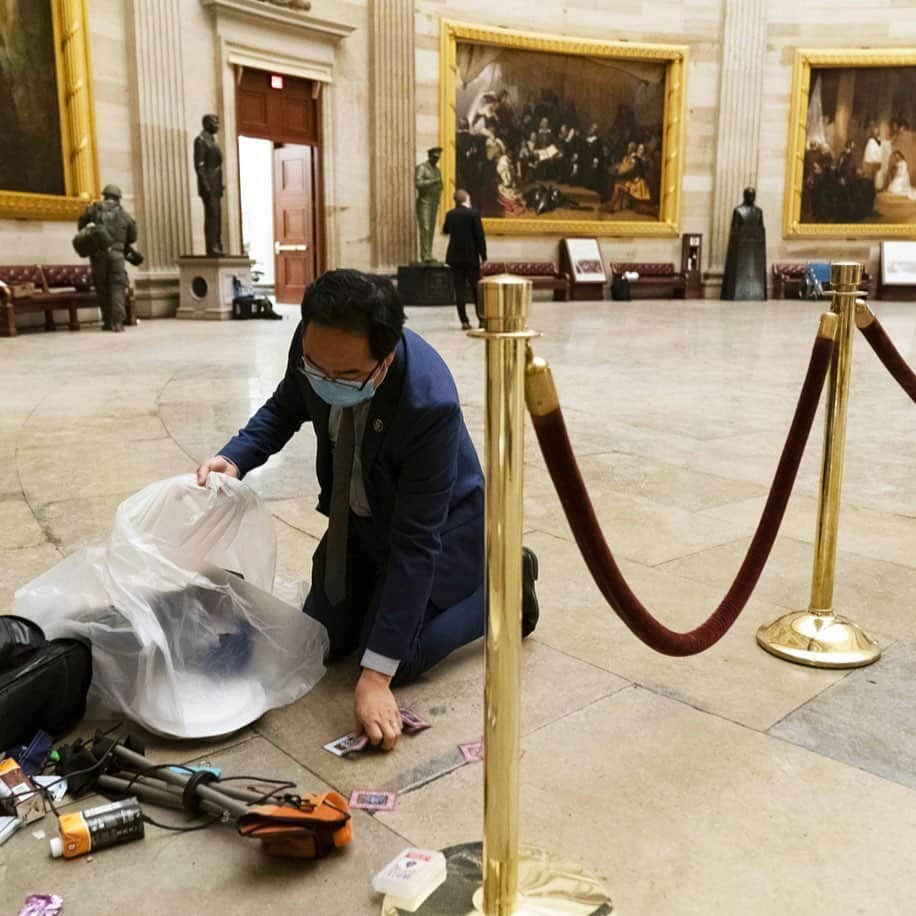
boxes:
[300,269,405,360]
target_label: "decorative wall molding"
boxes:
[202,0,353,40]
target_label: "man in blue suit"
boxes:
[197,270,538,750]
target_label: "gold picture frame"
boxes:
[0,0,99,221]
[784,48,916,238]
[439,20,687,236]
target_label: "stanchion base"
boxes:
[756,610,880,668]
[380,842,611,915]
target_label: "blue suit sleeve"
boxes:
[366,403,461,659]
[218,329,310,476]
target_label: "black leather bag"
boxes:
[0,616,92,752]
[611,274,632,301]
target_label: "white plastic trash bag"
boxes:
[14,474,328,738]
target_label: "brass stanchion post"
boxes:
[381,275,610,914]
[757,262,880,668]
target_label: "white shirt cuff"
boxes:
[360,649,400,677]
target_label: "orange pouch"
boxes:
[237,791,352,859]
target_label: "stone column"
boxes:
[128,0,194,317]
[370,0,416,270]
[708,0,767,275]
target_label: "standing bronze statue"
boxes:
[76,185,139,333]
[721,186,767,300]
[415,147,443,264]
[195,113,224,256]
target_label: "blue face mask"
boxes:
[308,375,377,407]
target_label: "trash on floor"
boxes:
[13,473,329,738]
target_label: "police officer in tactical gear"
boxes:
[77,185,138,332]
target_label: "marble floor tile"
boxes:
[16,437,194,506]
[0,299,912,916]
[0,449,23,498]
[31,492,134,554]
[769,640,916,790]
[0,497,46,549]
[661,533,916,642]
[377,689,916,916]
[268,495,328,542]
[701,490,916,570]
[0,736,405,916]
[523,529,847,730]
[523,464,753,566]
[16,412,167,449]
[0,543,63,612]
[256,638,627,797]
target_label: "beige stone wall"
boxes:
[6,1,916,308]
[414,0,725,271]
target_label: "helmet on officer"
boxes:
[102,184,122,201]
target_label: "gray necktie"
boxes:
[325,406,355,606]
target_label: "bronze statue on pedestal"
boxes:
[415,147,443,264]
[194,114,224,257]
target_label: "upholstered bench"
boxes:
[0,264,137,337]
[610,263,686,299]
[481,261,571,301]
[771,262,871,299]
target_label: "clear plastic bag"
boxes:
[14,474,328,738]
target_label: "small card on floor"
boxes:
[459,741,483,764]
[324,732,369,757]
[399,707,431,735]
[350,789,396,812]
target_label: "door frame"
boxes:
[233,67,327,279]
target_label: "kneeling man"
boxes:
[197,270,538,749]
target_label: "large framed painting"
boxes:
[0,0,99,221]
[784,49,916,238]
[439,20,687,236]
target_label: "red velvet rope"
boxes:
[530,334,835,656]
[858,318,916,403]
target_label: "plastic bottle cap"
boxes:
[49,837,63,858]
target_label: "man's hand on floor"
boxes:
[355,668,402,751]
[196,455,239,486]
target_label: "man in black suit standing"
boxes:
[442,189,487,330]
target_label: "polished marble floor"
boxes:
[1,298,914,914]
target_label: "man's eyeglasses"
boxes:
[296,355,382,391]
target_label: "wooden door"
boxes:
[273,144,316,304]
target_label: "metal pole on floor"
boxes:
[381,275,610,914]
[757,261,880,668]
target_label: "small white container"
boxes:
[372,848,447,912]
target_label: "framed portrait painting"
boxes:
[439,20,687,236]
[0,0,99,220]
[784,49,916,238]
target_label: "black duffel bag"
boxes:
[0,615,92,752]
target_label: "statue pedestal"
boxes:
[176,256,253,320]
[396,264,455,306]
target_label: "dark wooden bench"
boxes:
[772,262,871,299]
[0,264,137,337]
[481,261,571,301]
[610,262,686,299]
